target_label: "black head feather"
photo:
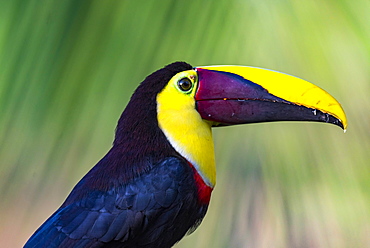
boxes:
[115,61,192,144]
[63,62,193,202]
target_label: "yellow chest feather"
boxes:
[156,74,216,187]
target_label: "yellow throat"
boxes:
[156,70,216,188]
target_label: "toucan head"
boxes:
[156,62,347,130]
[117,62,347,188]
[154,62,347,188]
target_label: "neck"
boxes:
[112,93,179,178]
[156,100,216,188]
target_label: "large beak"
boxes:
[195,66,347,130]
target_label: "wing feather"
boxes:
[24,157,203,248]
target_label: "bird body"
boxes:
[25,62,346,247]
[27,157,208,248]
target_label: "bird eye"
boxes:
[177,78,193,92]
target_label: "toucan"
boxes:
[24,62,347,248]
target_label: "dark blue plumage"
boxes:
[25,157,208,248]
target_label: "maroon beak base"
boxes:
[195,68,344,128]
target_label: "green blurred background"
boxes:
[1,0,369,247]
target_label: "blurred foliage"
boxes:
[0,0,369,247]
